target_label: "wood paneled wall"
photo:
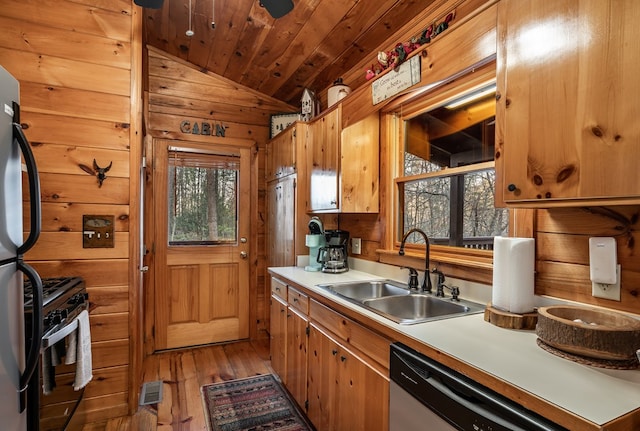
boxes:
[144,47,296,343]
[1,0,139,425]
[536,207,640,314]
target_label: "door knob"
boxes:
[240,251,248,259]
[240,237,247,243]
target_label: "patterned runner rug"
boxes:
[202,374,313,431]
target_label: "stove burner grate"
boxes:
[24,276,85,309]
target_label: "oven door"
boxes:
[29,298,88,431]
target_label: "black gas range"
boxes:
[23,276,89,431]
[24,276,88,345]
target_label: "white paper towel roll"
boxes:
[492,237,535,314]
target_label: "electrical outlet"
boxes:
[351,238,362,255]
[592,264,621,301]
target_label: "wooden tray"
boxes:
[483,303,538,330]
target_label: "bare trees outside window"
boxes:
[168,150,239,245]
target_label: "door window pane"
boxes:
[168,150,239,245]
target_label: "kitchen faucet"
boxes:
[399,228,432,293]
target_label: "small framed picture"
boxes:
[270,112,300,138]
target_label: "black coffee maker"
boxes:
[317,230,349,273]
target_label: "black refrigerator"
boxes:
[0,65,43,430]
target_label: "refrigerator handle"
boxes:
[13,123,41,255]
[18,261,43,399]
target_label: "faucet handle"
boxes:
[431,267,445,284]
[405,267,419,290]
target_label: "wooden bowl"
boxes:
[536,305,640,361]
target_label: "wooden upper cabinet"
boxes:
[266,175,296,267]
[266,124,298,181]
[308,105,380,213]
[309,106,341,211]
[496,0,640,207]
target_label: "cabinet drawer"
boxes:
[271,277,287,301]
[310,298,390,369]
[288,286,309,315]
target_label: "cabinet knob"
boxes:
[507,184,517,192]
[332,349,338,356]
[340,355,347,362]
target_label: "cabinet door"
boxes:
[340,112,379,213]
[286,308,308,410]
[266,176,295,267]
[498,0,640,205]
[309,107,340,211]
[307,324,339,431]
[308,323,389,431]
[266,126,297,182]
[269,294,287,382]
[336,347,389,430]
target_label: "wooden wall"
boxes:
[0,0,140,425]
[144,47,296,343]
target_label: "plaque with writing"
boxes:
[371,55,421,105]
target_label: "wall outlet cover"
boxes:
[351,238,362,255]
[592,264,621,301]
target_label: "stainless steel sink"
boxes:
[318,280,484,324]
[323,280,411,301]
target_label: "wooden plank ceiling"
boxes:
[142,0,431,106]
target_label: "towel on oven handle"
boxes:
[64,309,93,390]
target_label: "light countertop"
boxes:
[268,265,640,428]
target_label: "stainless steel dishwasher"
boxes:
[390,343,568,431]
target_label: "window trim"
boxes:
[378,63,504,284]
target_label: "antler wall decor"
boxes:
[79,159,113,187]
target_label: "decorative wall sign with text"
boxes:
[180,120,227,137]
[371,55,421,105]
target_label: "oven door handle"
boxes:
[41,303,88,349]
[18,261,43,396]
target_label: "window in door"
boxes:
[167,148,239,246]
[396,82,508,249]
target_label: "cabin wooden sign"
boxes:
[180,120,227,137]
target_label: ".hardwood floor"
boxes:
[81,338,274,431]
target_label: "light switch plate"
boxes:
[83,215,115,248]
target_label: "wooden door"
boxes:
[153,140,251,350]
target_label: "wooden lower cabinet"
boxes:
[269,278,389,430]
[307,323,389,431]
[286,307,308,409]
[269,294,287,382]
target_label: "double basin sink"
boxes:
[318,279,484,325]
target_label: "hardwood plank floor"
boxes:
[81,339,273,431]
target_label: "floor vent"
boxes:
[139,380,163,405]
